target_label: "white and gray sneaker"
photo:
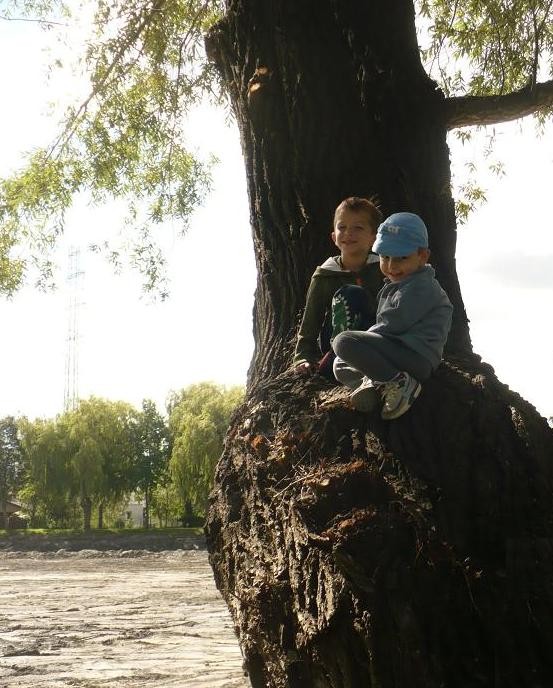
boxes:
[349,376,380,413]
[381,371,421,420]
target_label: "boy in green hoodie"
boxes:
[293,196,384,379]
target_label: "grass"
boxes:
[0,526,204,537]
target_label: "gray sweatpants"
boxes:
[332,330,433,390]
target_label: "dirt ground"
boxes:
[0,535,250,688]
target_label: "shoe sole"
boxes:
[381,382,421,420]
[350,387,379,413]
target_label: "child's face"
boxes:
[379,248,429,282]
[332,209,376,259]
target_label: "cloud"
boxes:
[470,253,553,290]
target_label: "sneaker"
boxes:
[350,376,380,413]
[380,372,421,420]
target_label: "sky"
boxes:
[0,14,552,421]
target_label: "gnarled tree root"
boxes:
[206,355,553,688]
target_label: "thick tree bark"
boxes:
[204,1,553,686]
[207,356,553,687]
[206,0,470,383]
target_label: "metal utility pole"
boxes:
[63,247,84,412]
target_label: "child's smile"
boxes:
[332,208,376,259]
[380,250,427,282]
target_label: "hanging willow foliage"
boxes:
[1,0,552,293]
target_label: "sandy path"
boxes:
[0,550,250,688]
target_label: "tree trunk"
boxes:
[81,495,92,532]
[29,499,38,526]
[206,0,469,383]
[207,358,553,687]
[204,1,553,685]
[144,488,150,529]
[97,501,104,529]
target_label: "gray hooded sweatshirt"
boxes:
[370,265,453,368]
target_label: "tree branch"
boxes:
[444,79,553,129]
[45,0,166,160]
[0,14,67,26]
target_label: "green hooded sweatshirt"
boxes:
[294,254,383,366]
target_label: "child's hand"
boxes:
[294,361,314,374]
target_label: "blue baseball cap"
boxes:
[373,212,428,257]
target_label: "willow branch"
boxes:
[444,79,553,129]
[0,14,67,26]
[45,0,166,160]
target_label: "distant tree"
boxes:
[0,416,24,524]
[150,479,181,527]
[131,399,170,528]
[17,400,156,530]
[17,417,74,527]
[62,397,139,530]
[168,383,243,517]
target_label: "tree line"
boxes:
[0,383,243,530]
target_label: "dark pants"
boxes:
[332,330,433,389]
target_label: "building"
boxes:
[0,499,28,529]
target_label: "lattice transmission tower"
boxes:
[63,247,84,412]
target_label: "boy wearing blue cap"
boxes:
[332,212,453,420]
